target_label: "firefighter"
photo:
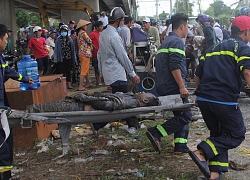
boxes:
[0,24,34,180]
[146,13,192,154]
[189,16,250,180]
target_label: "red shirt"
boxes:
[89,31,100,58]
[28,37,48,58]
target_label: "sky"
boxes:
[137,0,237,17]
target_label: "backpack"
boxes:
[214,25,230,40]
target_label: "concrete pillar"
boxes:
[0,0,17,52]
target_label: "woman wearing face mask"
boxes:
[54,25,77,89]
[76,19,92,91]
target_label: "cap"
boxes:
[7,29,12,32]
[101,11,106,15]
[76,19,91,29]
[232,15,250,31]
[69,20,75,24]
[142,17,150,23]
[49,30,57,35]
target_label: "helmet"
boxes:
[109,7,127,22]
[215,18,220,23]
[208,16,214,23]
[33,26,42,33]
[60,25,68,31]
[198,14,209,23]
[240,6,250,15]
[235,7,242,17]
[49,30,57,35]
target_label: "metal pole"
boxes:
[170,0,173,14]
[156,0,159,21]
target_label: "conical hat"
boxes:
[76,19,91,29]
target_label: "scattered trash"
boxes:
[120,149,128,155]
[92,150,110,155]
[106,140,113,146]
[70,175,81,180]
[106,169,116,173]
[15,153,25,157]
[52,130,60,139]
[126,127,137,134]
[72,157,93,163]
[140,123,146,129]
[56,159,67,164]
[130,149,139,153]
[135,171,144,178]
[196,119,204,123]
[37,145,49,153]
[48,169,55,172]
[11,167,23,173]
[75,127,84,135]
[110,122,124,127]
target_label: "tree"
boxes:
[174,0,194,16]
[207,0,233,17]
[15,9,40,28]
[158,11,169,21]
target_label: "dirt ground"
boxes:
[10,70,250,180]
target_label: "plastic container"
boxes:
[17,55,40,90]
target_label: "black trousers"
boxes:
[57,59,73,82]
[36,55,49,75]
[92,84,139,130]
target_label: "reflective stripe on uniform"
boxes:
[174,138,187,144]
[156,125,168,137]
[0,165,13,173]
[205,139,219,156]
[208,161,229,167]
[18,74,23,81]
[157,48,185,56]
[0,63,8,68]
[200,51,250,63]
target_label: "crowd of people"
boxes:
[1,5,250,180]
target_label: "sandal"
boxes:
[188,150,210,178]
[146,131,161,153]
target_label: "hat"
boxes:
[76,19,91,29]
[69,20,75,24]
[142,17,150,23]
[232,15,250,31]
[101,11,106,15]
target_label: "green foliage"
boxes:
[15,8,40,28]
[158,11,169,21]
[173,0,194,16]
[210,0,233,17]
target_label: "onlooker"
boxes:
[70,29,80,85]
[89,21,104,86]
[119,16,133,53]
[76,19,92,91]
[146,13,192,154]
[68,20,75,35]
[93,7,140,133]
[185,44,196,81]
[46,30,57,62]
[56,22,65,38]
[5,29,12,54]
[209,16,223,41]
[142,17,160,48]
[41,29,48,40]
[0,23,34,180]
[197,14,217,52]
[27,26,49,75]
[189,15,250,180]
[160,19,171,43]
[99,11,109,27]
[54,25,76,89]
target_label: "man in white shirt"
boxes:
[98,11,109,27]
[119,16,133,52]
[209,16,223,41]
[46,30,56,61]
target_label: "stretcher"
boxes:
[2,95,194,154]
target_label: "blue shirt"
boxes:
[155,32,187,96]
[98,25,136,85]
[195,36,250,102]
